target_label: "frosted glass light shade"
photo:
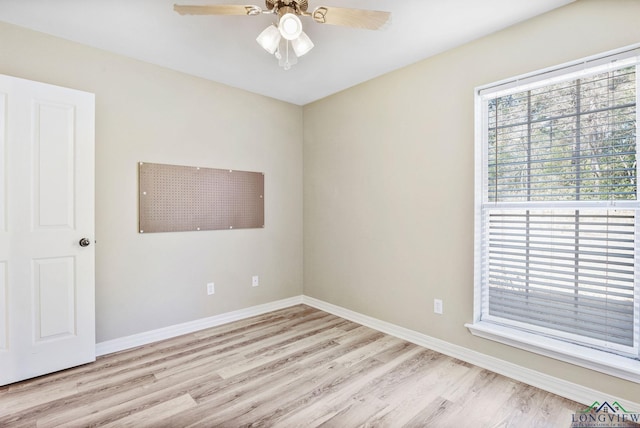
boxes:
[278,13,302,40]
[256,25,281,54]
[291,31,314,57]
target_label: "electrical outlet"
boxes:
[434,299,443,315]
[207,282,215,295]
[252,275,259,287]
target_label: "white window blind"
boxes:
[476,47,640,359]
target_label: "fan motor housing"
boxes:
[266,0,309,13]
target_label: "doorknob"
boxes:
[79,238,91,247]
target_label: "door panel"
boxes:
[33,101,75,229]
[0,91,6,354]
[0,74,95,386]
[33,256,76,340]
[0,92,6,233]
[0,262,6,351]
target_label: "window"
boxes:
[469,46,640,380]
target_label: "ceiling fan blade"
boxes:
[174,4,263,16]
[311,6,390,30]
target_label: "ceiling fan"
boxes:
[174,1,391,70]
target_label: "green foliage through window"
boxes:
[487,67,636,202]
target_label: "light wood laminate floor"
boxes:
[0,305,592,427]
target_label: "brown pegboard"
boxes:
[138,162,264,233]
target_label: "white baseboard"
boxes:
[95,293,640,412]
[95,296,303,356]
[301,295,640,411]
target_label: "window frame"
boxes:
[467,44,640,382]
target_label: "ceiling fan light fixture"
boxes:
[291,31,314,57]
[175,2,392,72]
[278,13,302,40]
[256,24,281,54]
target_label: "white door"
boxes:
[0,74,95,386]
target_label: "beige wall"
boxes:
[0,21,303,342]
[303,0,640,403]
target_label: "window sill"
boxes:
[465,321,640,383]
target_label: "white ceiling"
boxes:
[0,0,574,105]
